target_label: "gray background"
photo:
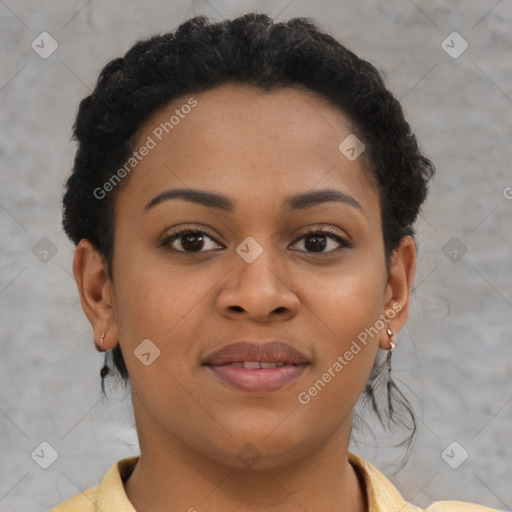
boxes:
[1,1,511,511]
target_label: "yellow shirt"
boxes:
[50,452,500,511]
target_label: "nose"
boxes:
[216,245,300,323]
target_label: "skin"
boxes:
[73,83,416,512]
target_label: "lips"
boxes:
[202,341,310,393]
[202,341,310,366]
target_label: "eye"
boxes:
[290,228,351,255]
[158,226,351,255]
[158,228,223,253]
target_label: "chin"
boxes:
[200,428,319,471]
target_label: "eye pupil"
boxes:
[305,233,327,252]
[181,232,205,252]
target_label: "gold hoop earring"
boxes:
[100,331,105,346]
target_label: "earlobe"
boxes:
[379,236,417,349]
[73,239,118,352]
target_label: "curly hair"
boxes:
[62,13,435,465]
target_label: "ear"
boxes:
[379,235,416,350]
[73,239,119,352]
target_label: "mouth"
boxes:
[211,361,296,368]
[204,362,310,392]
[202,340,311,392]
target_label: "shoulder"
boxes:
[49,456,139,511]
[49,485,98,511]
[347,452,503,512]
[424,501,504,512]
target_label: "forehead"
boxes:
[115,83,380,222]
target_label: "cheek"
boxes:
[111,243,222,387]
[294,260,384,409]
[112,240,204,336]
[297,255,385,341]
[111,254,211,418]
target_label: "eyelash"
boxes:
[158,225,351,255]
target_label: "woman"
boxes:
[52,13,499,512]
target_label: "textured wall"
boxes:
[0,1,511,510]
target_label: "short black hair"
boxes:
[62,13,435,465]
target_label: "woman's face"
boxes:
[76,83,415,469]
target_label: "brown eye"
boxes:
[290,229,351,254]
[160,229,223,253]
[158,227,350,255]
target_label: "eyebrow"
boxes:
[144,187,365,215]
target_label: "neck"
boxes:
[124,415,367,512]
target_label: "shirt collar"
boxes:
[347,452,422,512]
[96,452,422,511]
[96,456,138,512]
